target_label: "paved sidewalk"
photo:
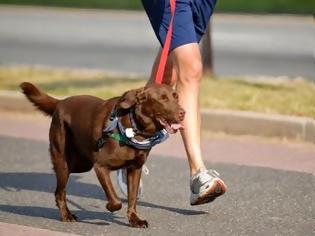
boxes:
[0,222,79,236]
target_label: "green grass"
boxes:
[0,0,314,14]
[0,0,141,10]
[1,66,315,119]
[0,66,146,99]
[216,0,315,15]
[199,78,315,118]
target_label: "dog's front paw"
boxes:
[128,212,148,228]
[106,201,122,212]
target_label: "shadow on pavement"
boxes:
[0,172,206,219]
[0,204,130,227]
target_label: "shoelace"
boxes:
[192,169,221,185]
[208,169,220,178]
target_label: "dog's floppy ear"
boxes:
[118,88,147,109]
[136,89,148,104]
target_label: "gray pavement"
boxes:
[0,113,315,235]
[0,6,314,79]
[0,135,314,235]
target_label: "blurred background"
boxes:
[0,0,314,118]
[0,0,314,78]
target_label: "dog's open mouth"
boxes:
[158,118,184,134]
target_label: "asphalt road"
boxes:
[0,135,314,235]
[0,6,314,79]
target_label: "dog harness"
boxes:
[96,109,169,150]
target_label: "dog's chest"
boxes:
[96,142,149,169]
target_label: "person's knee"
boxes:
[190,60,203,80]
[179,60,203,85]
[170,43,203,86]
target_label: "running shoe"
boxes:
[190,169,227,205]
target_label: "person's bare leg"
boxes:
[148,44,206,176]
[171,43,206,176]
[147,44,226,205]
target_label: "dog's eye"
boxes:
[160,94,169,102]
[172,92,179,100]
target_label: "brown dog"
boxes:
[20,82,185,228]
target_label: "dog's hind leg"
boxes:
[94,165,122,212]
[50,116,77,222]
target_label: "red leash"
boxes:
[155,0,176,85]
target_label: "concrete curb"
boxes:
[201,109,315,143]
[1,90,315,143]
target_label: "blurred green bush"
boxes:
[0,0,314,14]
[216,0,315,15]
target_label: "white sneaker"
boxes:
[116,166,149,199]
[190,169,227,205]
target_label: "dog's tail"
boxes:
[20,82,59,116]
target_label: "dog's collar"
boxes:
[96,108,169,150]
[129,108,140,135]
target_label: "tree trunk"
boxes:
[201,21,214,77]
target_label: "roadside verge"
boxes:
[1,90,315,144]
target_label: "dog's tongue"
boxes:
[158,119,184,134]
[166,122,184,134]
[171,123,184,130]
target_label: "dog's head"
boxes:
[117,84,185,134]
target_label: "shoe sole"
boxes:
[190,179,227,206]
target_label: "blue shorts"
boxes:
[141,0,217,51]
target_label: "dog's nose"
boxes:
[178,109,185,121]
